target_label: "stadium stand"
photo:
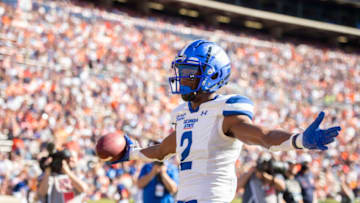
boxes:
[0,0,359,202]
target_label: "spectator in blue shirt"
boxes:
[138,160,178,203]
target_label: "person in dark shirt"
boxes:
[283,161,303,203]
[37,149,87,203]
[296,154,315,203]
[238,154,286,203]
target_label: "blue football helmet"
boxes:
[169,40,231,100]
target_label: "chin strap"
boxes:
[182,91,197,101]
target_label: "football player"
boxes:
[111,40,341,203]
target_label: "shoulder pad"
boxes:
[223,95,254,120]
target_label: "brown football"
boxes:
[95,133,126,161]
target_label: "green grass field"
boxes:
[87,199,242,203]
[88,200,115,203]
[88,200,117,203]
[88,199,242,203]
[88,198,353,203]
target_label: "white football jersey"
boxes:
[170,94,254,203]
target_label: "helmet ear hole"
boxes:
[211,73,218,80]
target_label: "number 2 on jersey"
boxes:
[180,131,192,171]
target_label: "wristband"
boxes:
[292,133,303,149]
[269,133,304,151]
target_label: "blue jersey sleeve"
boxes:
[223,95,254,120]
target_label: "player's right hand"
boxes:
[108,134,134,164]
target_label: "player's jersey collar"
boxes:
[187,95,220,113]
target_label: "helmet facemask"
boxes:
[169,61,206,101]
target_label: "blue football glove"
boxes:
[303,111,341,150]
[107,134,134,165]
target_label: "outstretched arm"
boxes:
[223,115,292,148]
[111,131,176,164]
[137,131,177,161]
[223,111,341,151]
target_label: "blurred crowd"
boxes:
[0,0,359,202]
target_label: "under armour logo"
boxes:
[200,110,208,116]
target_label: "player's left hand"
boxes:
[303,111,341,150]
